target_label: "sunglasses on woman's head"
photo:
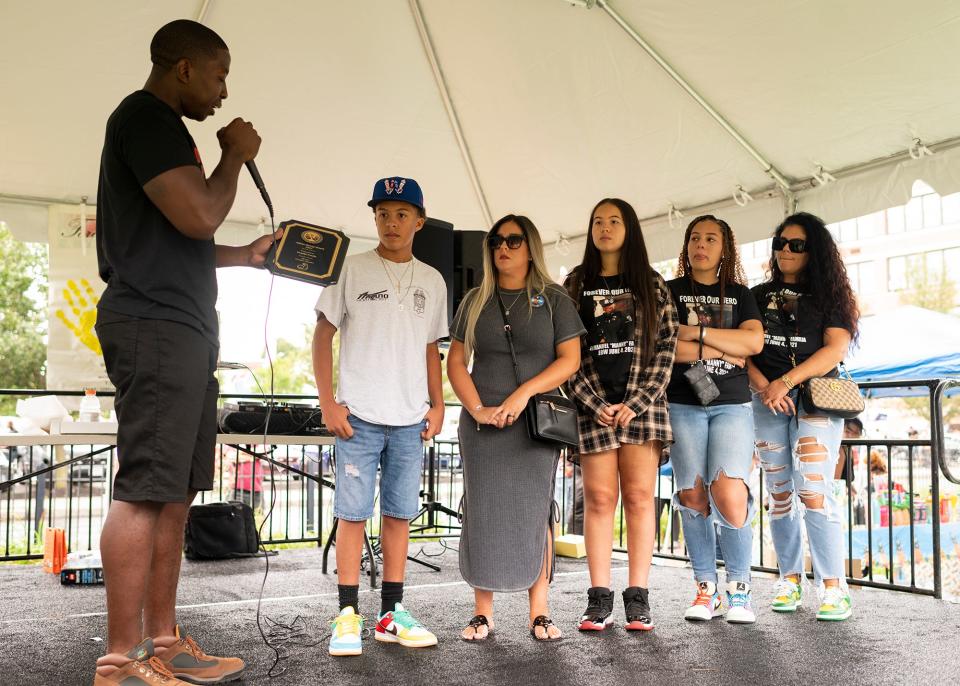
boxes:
[772,236,807,253]
[487,234,526,250]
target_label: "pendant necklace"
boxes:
[376,249,415,310]
[503,291,525,316]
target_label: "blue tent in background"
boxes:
[846,306,960,394]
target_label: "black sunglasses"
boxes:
[772,236,807,253]
[487,234,526,250]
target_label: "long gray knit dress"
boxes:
[451,284,585,592]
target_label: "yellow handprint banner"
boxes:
[55,279,102,356]
[47,205,111,391]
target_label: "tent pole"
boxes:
[196,0,212,24]
[408,0,493,228]
[594,0,793,194]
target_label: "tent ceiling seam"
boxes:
[5,137,959,241]
[560,131,960,240]
[408,0,493,228]
[595,0,793,194]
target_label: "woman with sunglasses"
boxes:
[564,198,678,632]
[448,215,585,641]
[665,215,764,624]
[747,212,859,621]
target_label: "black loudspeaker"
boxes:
[413,219,485,325]
[454,230,485,317]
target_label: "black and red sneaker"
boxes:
[578,587,614,631]
[623,586,654,631]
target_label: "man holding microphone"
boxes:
[93,19,276,685]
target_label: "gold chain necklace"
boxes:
[376,249,415,310]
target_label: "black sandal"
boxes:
[529,615,562,641]
[461,614,492,641]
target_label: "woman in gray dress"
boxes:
[448,214,585,641]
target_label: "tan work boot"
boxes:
[93,638,188,685]
[155,624,245,684]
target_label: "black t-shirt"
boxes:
[751,281,846,381]
[578,275,635,402]
[666,279,761,405]
[96,90,219,346]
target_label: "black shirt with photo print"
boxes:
[751,281,847,382]
[579,275,635,402]
[666,278,761,406]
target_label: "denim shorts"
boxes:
[333,415,426,521]
[669,401,756,522]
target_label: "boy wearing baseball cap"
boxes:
[313,176,448,656]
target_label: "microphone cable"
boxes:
[249,202,323,678]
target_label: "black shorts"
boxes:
[96,310,218,503]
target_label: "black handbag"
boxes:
[683,331,720,405]
[495,288,579,448]
[183,501,261,560]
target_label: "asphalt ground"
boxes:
[2,545,959,685]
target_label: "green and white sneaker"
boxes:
[375,603,438,648]
[771,579,802,612]
[816,587,852,621]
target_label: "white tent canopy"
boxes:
[3,0,960,267]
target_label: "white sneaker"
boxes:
[725,581,756,624]
[684,581,725,621]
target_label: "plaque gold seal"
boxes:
[264,220,350,286]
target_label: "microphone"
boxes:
[245,160,273,217]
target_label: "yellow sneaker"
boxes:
[329,606,364,656]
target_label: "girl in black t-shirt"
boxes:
[746,212,859,622]
[666,215,764,624]
[565,198,679,633]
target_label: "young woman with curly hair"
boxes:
[666,215,764,624]
[747,212,860,621]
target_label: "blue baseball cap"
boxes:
[367,176,424,212]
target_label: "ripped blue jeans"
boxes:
[670,402,755,584]
[752,391,846,591]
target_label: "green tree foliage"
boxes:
[253,324,459,405]
[899,261,958,426]
[0,225,48,414]
[901,260,957,314]
[253,325,321,396]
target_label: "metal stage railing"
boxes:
[2,380,959,598]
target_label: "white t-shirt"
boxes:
[315,249,448,426]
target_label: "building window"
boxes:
[857,211,885,239]
[905,196,924,230]
[923,194,943,228]
[887,206,905,233]
[852,261,877,294]
[943,192,960,225]
[945,247,960,275]
[888,256,906,291]
[838,219,857,242]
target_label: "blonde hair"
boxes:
[460,215,555,362]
